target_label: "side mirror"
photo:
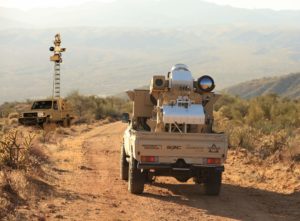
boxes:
[121,113,130,123]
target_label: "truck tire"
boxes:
[120,145,129,181]
[63,116,71,127]
[128,156,145,194]
[38,122,44,128]
[204,169,222,196]
[42,117,51,129]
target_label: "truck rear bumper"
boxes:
[138,162,224,172]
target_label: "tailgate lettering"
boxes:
[143,145,161,150]
[167,146,181,150]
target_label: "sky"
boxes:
[0,0,300,10]
[207,0,300,10]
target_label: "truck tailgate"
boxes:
[132,131,228,164]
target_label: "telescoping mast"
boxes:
[49,34,66,98]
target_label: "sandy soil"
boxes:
[12,122,300,221]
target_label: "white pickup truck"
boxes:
[120,64,228,195]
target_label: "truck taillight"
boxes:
[206,158,221,165]
[141,156,158,163]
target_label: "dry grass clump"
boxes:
[288,131,300,161]
[55,127,71,136]
[0,118,18,135]
[37,123,61,144]
[7,112,19,120]
[0,121,4,137]
[7,118,18,126]
[215,94,300,161]
[39,129,52,144]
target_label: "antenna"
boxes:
[50,34,66,98]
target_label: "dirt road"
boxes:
[18,122,300,221]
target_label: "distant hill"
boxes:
[224,73,300,99]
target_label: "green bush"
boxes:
[215,94,300,157]
[66,90,131,122]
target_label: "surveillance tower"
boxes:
[49,34,66,98]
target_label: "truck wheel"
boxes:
[63,116,71,127]
[120,145,129,181]
[204,169,222,196]
[42,117,51,129]
[128,156,145,194]
[38,122,44,128]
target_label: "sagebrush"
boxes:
[214,94,300,158]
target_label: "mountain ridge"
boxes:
[224,73,300,99]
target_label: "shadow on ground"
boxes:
[143,182,300,221]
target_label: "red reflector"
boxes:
[207,158,221,164]
[141,156,158,163]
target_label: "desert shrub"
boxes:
[229,126,259,150]
[257,130,289,159]
[38,129,52,143]
[7,112,19,119]
[0,101,31,118]
[289,133,300,161]
[0,130,35,169]
[215,94,300,158]
[0,102,19,118]
[66,90,131,122]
